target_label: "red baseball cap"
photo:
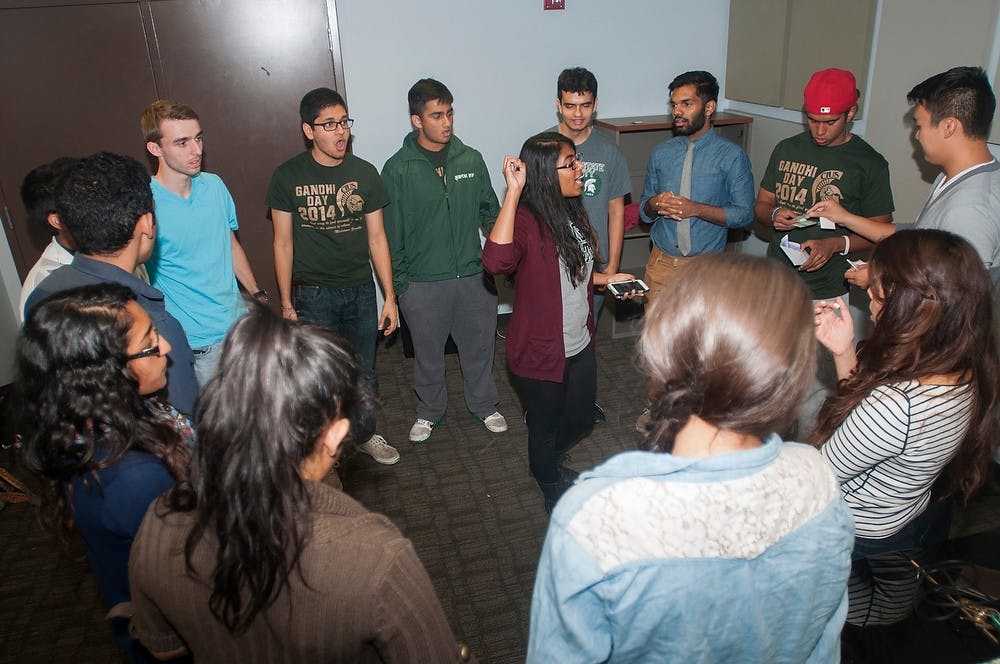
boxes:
[804,69,859,115]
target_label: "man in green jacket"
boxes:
[382,78,507,443]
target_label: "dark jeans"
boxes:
[295,281,378,394]
[852,499,949,561]
[512,343,596,484]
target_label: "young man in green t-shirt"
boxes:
[754,68,895,301]
[266,87,400,465]
[754,69,895,433]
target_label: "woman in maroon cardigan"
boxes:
[483,132,634,512]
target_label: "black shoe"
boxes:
[593,402,606,424]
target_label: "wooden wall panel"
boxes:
[146,0,343,302]
[0,2,157,275]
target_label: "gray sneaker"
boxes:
[409,418,437,443]
[357,434,400,465]
[481,411,508,433]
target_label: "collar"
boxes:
[71,254,164,301]
[581,432,782,482]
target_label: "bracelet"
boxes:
[770,206,781,223]
[840,236,851,255]
[281,305,295,312]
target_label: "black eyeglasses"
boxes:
[311,118,354,132]
[126,329,161,361]
[556,154,583,170]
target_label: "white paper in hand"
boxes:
[780,235,810,266]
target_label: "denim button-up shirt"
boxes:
[640,128,755,256]
[528,435,854,663]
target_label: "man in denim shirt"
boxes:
[636,70,754,430]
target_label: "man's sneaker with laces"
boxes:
[409,418,438,443]
[481,411,508,433]
[357,434,400,465]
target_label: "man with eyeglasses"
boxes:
[25,152,198,415]
[547,67,630,426]
[140,99,266,387]
[382,78,507,444]
[635,70,755,432]
[266,87,401,465]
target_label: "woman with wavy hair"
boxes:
[528,253,853,662]
[482,132,635,512]
[14,282,191,661]
[128,306,465,662]
[811,229,1000,558]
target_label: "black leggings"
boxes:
[512,343,596,484]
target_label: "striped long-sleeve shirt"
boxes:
[821,379,973,539]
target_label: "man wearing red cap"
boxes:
[806,66,999,290]
[754,68,894,301]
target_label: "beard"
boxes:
[674,110,707,136]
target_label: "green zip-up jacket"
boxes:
[382,132,500,295]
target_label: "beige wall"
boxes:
[865,0,999,223]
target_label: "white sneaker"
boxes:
[357,434,400,465]
[481,411,508,433]
[409,418,437,443]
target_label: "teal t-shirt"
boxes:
[149,172,243,347]
[762,132,894,299]
[266,152,389,288]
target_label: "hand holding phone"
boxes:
[607,279,650,298]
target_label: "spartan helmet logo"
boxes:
[336,182,363,215]
[583,176,600,197]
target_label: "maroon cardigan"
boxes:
[482,206,594,382]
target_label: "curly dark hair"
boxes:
[166,303,375,634]
[518,132,600,286]
[14,283,189,540]
[55,152,153,256]
[640,253,816,451]
[808,230,1000,502]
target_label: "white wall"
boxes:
[336,0,732,191]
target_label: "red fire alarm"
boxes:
[544,0,564,10]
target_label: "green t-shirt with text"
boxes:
[266,152,389,288]
[762,132,894,299]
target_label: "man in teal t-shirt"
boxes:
[141,100,266,387]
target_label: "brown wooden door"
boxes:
[0,1,158,276]
[0,0,344,302]
[145,0,344,302]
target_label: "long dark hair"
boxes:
[15,283,188,540]
[167,304,375,634]
[809,230,1000,501]
[640,253,816,451]
[518,131,600,286]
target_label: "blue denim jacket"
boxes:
[640,128,755,256]
[528,436,854,663]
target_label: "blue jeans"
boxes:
[191,342,222,387]
[295,282,378,394]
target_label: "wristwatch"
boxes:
[252,289,269,303]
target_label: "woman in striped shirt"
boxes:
[810,229,999,559]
